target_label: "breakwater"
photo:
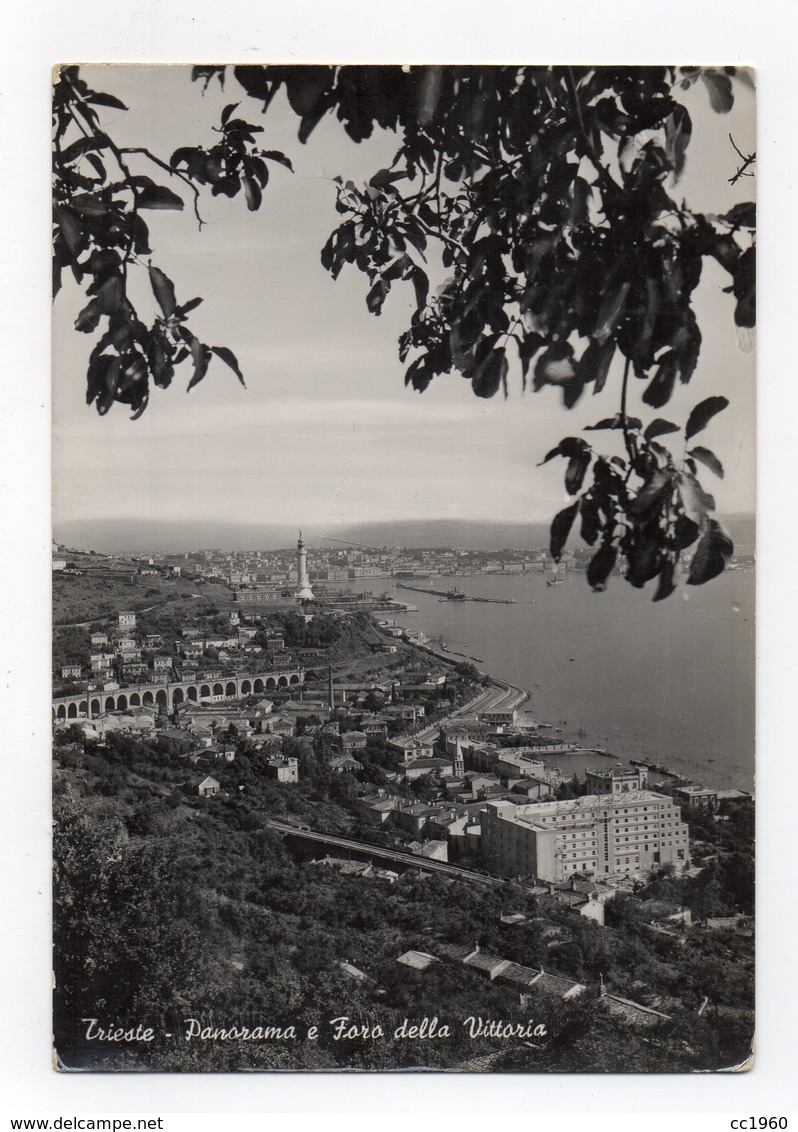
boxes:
[396,582,516,604]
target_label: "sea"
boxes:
[348,568,755,792]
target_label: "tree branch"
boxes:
[121,147,205,228]
[728,134,756,185]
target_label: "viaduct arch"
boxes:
[53,667,306,720]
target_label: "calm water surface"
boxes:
[351,569,755,791]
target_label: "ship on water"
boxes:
[445,586,467,601]
[546,563,564,587]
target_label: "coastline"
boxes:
[380,575,752,792]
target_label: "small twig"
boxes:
[728,134,756,186]
[413,214,467,257]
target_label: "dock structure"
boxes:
[395,583,516,604]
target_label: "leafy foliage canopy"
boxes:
[53,65,755,595]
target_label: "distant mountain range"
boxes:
[334,515,755,552]
[53,519,299,555]
[54,513,755,555]
[333,519,554,549]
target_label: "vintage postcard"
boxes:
[51,64,755,1072]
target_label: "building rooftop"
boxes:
[488,790,677,829]
[397,950,437,971]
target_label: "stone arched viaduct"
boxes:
[53,668,306,721]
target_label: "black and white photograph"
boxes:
[50,63,756,1075]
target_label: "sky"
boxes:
[52,66,757,537]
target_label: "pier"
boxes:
[395,582,516,604]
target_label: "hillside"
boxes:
[53,568,233,626]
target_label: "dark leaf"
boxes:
[85,153,106,180]
[179,297,203,315]
[642,354,678,409]
[644,418,680,440]
[701,70,734,114]
[136,182,184,211]
[587,543,617,591]
[242,174,262,212]
[130,389,150,421]
[221,102,239,126]
[685,395,729,441]
[584,418,624,430]
[131,215,151,255]
[96,358,122,415]
[246,156,271,189]
[565,451,592,495]
[688,445,724,478]
[284,67,333,118]
[534,343,577,389]
[579,495,602,546]
[210,346,246,386]
[672,514,700,550]
[471,347,508,399]
[687,519,734,585]
[57,207,83,255]
[653,561,677,602]
[518,334,544,384]
[148,266,177,318]
[383,255,412,283]
[222,118,264,138]
[550,502,579,561]
[541,437,591,464]
[87,91,128,111]
[710,231,742,271]
[722,202,756,229]
[630,470,671,515]
[187,337,211,391]
[368,166,404,188]
[70,193,108,217]
[75,275,123,332]
[593,281,630,344]
[62,136,109,163]
[261,150,294,172]
[732,246,756,329]
[170,146,203,172]
[148,334,174,389]
[405,357,433,393]
[410,266,429,311]
[579,338,616,394]
[192,65,226,90]
[75,296,103,330]
[664,104,692,180]
[366,278,390,316]
[677,471,715,525]
[626,534,662,589]
[562,375,586,409]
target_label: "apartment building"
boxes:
[481,791,690,882]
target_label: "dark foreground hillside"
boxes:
[53,732,754,1073]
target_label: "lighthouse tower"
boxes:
[295,531,315,602]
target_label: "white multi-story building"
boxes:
[585,765,649,795]
[481,791,690,882]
